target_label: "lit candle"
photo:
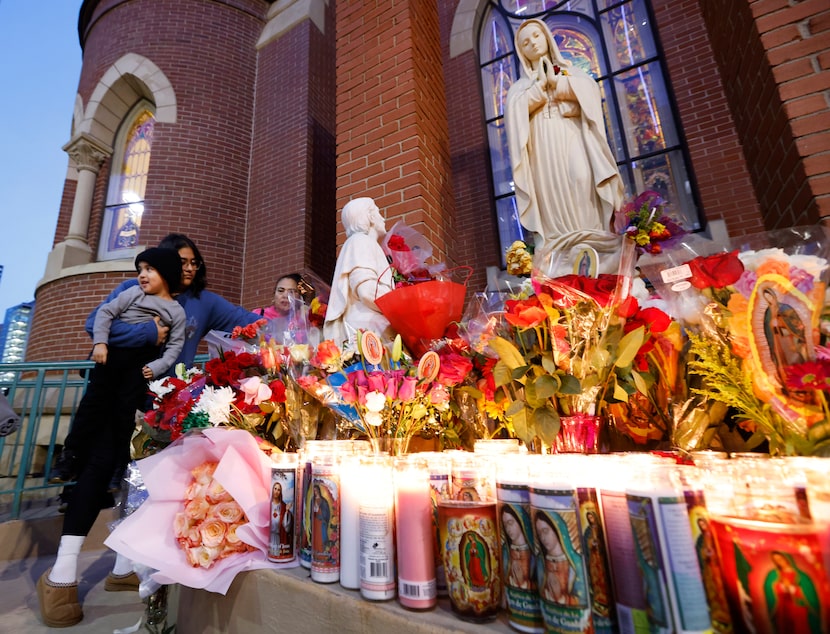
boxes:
[394,456,437,610]
[359,456,396,601]
[339,454,363,589]
[311,451,341,583]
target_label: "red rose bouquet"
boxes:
[644,226,830,455]
[471,238,674,450]
[377,221,468,356]
[144,348,287,448]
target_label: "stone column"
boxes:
[61,133,111,249]
[41,133,112,275]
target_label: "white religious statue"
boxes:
[323,197,395,347]
[505,19,625,271]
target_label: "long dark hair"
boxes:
[158,233,207,296]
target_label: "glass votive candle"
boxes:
[267,452,299,563]
[437,498,502,622]
[393,456,437,610]
[359,455,396,601]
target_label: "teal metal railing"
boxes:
[0,360,93,519]
[0,356,210,520]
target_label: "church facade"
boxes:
[26,0,830,361]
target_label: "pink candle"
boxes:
[394,457,437,610]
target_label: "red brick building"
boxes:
[26,0,830,361]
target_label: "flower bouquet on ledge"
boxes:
[144,346,287,452]
[296,330,469,454]
[470,237,675,452]
[105,427,291,595]
[643,225,830,456]
[376,221,469,357]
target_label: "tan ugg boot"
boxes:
[105,571,140,592]
[36,570,83,628]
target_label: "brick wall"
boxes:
[440,1,501,294]
[334,0,454,262]
[698,0,830,227]
[243,7,338,312]
[653,0,763,237]
[28,0,270,361]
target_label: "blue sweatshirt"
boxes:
[85,279,260,371]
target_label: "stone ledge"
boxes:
[178,566,515,634]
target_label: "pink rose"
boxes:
[199,518,228,549]
[213,501,245,524]
[398,376,417,402]
[367,372,386,393]
[184,497,210,522]
[205,479,232,504]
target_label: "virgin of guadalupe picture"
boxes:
[461,531,491,590]
[748,275,824,426]
[763,550,823,633]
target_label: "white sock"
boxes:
[49,535,85,584]
[111,552,133,576]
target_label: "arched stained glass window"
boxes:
[480,0,700,263]
[98,102,155,260]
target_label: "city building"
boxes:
[0,301,34,365]
[26,0,829,362]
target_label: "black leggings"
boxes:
[62,345,157,537]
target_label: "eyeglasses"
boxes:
[181,259,203,270]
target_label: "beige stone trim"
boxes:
[258,0,328,47]
[450,0,486,59]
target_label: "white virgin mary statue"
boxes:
[505,19,625,271]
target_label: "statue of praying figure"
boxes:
[323,197,395,347]
[505,19,625,268]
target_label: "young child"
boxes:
[91,246,186,379]
[37,247,186,627]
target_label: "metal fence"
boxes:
[0,356,211,520]
[0,361,93,519]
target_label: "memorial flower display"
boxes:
[295,330,470,453]
[144,347,287,449]
[645,225,830,456]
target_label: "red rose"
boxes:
[269,379,287,403]
[387,235,410,251]
[544,274,622,307]
[688,251,744,289]
[436,351,474,386]
[504,296,547,328]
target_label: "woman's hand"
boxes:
[91,343,108,365]
[153,316,170,346]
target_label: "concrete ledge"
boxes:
[178,566,514,634]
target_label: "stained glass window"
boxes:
[99,105,155,260]
[481,0,700,264]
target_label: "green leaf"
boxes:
[493,361,516,388]
[559,374,582,395]
[505,399,526,418]
[511,366,531,381]
[490,336,527,370]
[533,406,560,446]
[612,378,630,403]
[534,374,559,400]
[632,369,650,396]
[509,407,533,445]
[614,326,645,368]
[541,354,558,375]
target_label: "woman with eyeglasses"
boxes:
[85,233,260,367]
[41,233,261,623]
